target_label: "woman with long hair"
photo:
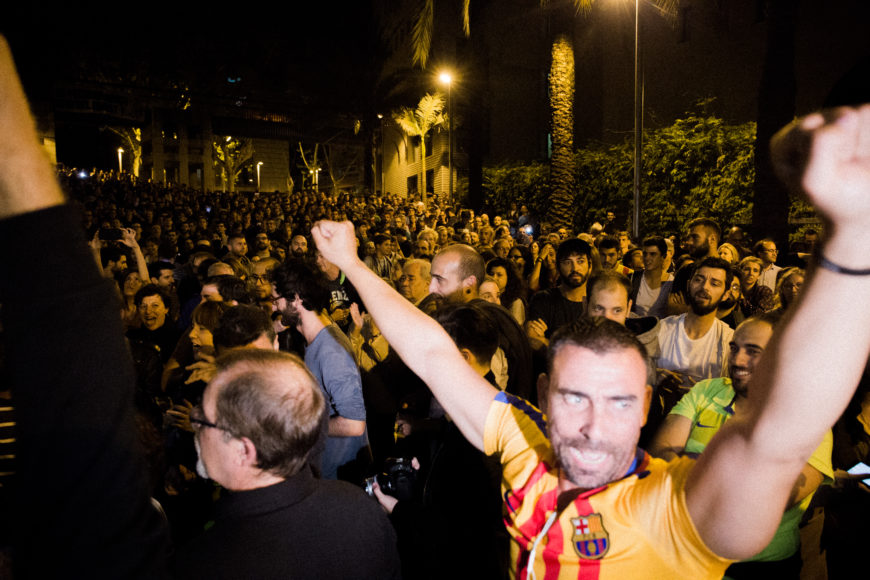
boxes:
[772,267,805,314]
[119,269,144,330]
[486,257,526,325]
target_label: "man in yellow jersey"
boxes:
[312,108,870,577]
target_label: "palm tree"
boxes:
[548,25,576,230]
[393,92,446,208]
[411,1,677,231]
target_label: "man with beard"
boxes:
[250,257,279,314]
[271,259,368,481]
[289,234,308,258]
[650,312,833,576]
[526,238,595,350]
[428,244,485,304]
[656,257,734,387]
[428,243,533,398]
[684,217,721,260]
[251,230,272,261]
[668,218,723,316]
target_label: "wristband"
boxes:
[818,255,870,276]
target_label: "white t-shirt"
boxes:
[656,313,733,387]
[634,275,661,317]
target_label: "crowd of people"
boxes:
[3,36,870,579]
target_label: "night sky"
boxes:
[2,2,404,169]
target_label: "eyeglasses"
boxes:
[190,406,223,432]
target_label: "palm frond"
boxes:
[571,0,595,16]
[461,0,471,36]
[412,0,435,68]
[650,0,680,24]
[393,108,422,136]
[416,92,445,127]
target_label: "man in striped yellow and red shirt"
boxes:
[313,104,870,578]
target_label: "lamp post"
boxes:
[632,0,642,240]
[377,114,384,197]
[257,161,263,191]
[117,147,124,174]
[439,71,453,204]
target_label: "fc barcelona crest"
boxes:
[571,514,610,559]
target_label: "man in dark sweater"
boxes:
[176,349,399,578]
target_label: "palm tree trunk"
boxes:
[549,32,576,231]
[420,137,428,208]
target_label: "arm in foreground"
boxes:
[0,37,167,577]
[685,106,870,559]
[311,220,497,450]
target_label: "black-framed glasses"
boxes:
[190,406,222,432]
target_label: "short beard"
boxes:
[194,438,210,480]
[689,241,711,259]
[688,292,722,316]
[280,303,301,328]
[561,272,587,289]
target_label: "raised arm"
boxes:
[685,106,870,559]
[311,220,497,450]
[0,37,167,576]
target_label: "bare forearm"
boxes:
[132,245,149,282]
[328,416,366,437]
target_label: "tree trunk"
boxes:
[548,32,576,232]
[420,136,428,209]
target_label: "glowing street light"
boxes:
[257,161,263,191]
[117,147,124,174]
[438,71,454,203]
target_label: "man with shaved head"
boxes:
[428,244,485,304]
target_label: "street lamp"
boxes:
[257,161,263,191]
[438,71,453,203]
[117,147,124,174]
[377,114,384,197]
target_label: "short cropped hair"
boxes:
[214,304,277,351]
[438,244,485,290]
[597,236,620,252]
[556,238,593,264]
[271,259,331,313]
[149,259,173,276]
[641,236,667,256]
[686,217,722,241]
[587,271,632,300]
[548,317,648,375]
[134,284,169,308]
[435,302,499,364]
[212,349,325,478]
[100,246,126,268]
